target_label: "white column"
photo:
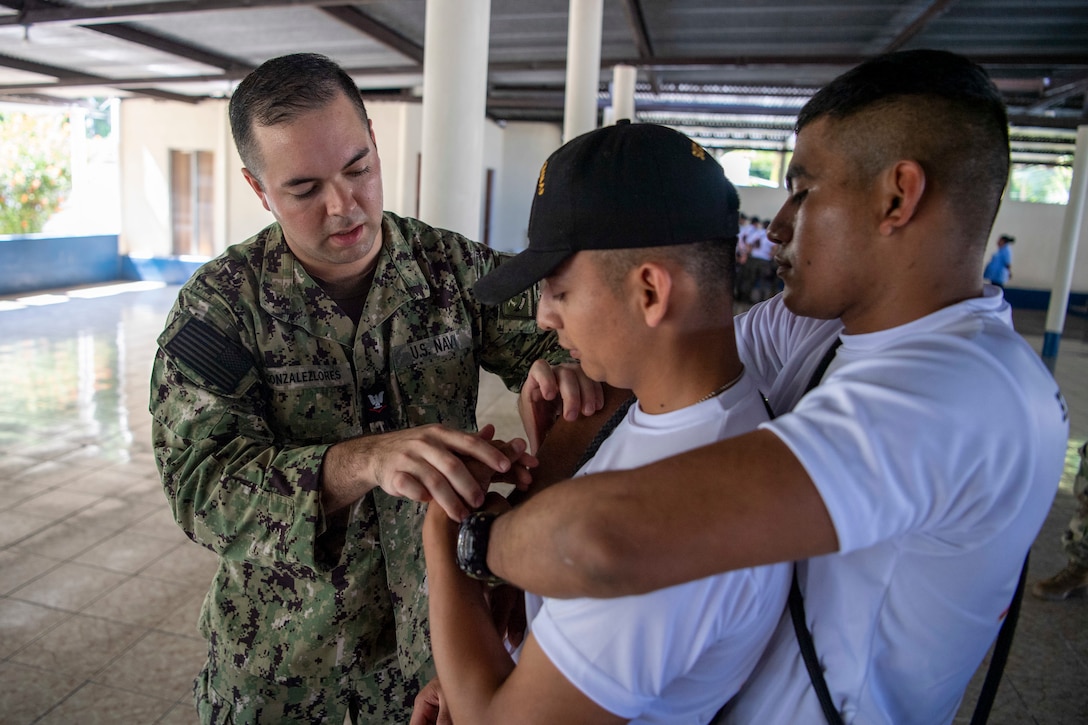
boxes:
[563,0,603,142]
[419,0,491,238]
[611,63,637,123]
[1042,123,1088,367]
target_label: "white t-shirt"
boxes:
[519,373,791,725]
[720,287,1068,725]
[748,229,774,261]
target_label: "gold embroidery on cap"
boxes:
[691,142,706,161]
[537,160,548,196]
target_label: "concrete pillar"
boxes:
[611,63,637,123]
[563,0,603,141]
[1042,124,1088,369]
[419,0,491,238]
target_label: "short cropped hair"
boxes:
[229,53,369,175]
[797,49,1010,239]
[594,238,737,317]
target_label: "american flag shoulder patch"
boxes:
[164,317,254,392]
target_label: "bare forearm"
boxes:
[511,385,633,505]
[424,511,515,724]
[489,429,839,598]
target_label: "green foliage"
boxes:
[1008,163,1073,205]
[0,111,73,235]
[747,153,777,182]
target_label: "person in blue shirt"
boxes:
[984,233,1015,287]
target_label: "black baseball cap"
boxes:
[473,121,740,305]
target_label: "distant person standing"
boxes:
[984,233,1015,288]
[735,213,752,299]
[1031,441,1088,600]
[738,217,768,302]
[744,217,776,303]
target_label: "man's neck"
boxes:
[633,334,743,415]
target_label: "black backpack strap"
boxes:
[787,337,846,723]
[969,554,1029,725]
[573,394,637,472]
[789,566,845,724]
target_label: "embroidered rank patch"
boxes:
[362,382,394,433]
[164,317,253,392]
[499,290,537,321]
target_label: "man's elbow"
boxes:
[552,513,647,598]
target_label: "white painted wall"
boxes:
[368,100,423,220]
[490,122,562,252]
[119,97,274,256]
[121,99,227,256]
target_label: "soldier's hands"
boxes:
[466,424,537,492]
[518,360,604,453]
[322,424,530,521]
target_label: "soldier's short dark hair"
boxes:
[796,49,1010,242]
[229,53,369,175]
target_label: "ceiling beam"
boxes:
[882,0,960,54]
[1025,76,1088,115]
[0,0,337,26]
[83,23,254,74]
[320,5,423,64]
[486,53,1088,74]
[619,0,659,95]
[0,51,202,103]
[620,0,653,58]
[0,49,88,80]
[0,63,423,93]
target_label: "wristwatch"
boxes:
[456,510,506,587]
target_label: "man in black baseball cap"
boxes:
[474,119,740,306]
[417,124,789,725]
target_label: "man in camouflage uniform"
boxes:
[1032,441,1088,600]
[149,53,570,723]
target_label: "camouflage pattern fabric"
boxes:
[194,650,422,724]
[151,212,564,721]
[1062,441,1088,567]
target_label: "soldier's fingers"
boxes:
[420,473,475,522]
[490,445,537,489]
[410,439,492,512]
[432,427,516,477]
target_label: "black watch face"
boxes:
[457,523,480,570]
[457,512,498,581]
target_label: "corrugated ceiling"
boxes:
[0,0,1085,162]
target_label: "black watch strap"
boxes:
[456,511,505,586]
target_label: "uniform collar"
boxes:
[257,214,432,341]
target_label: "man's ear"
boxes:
[368,118,379,150]
[636,262,672,328]
[242,168,272,212]
[878,160,925,236]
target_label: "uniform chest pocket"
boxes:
[391,329,478,429]
[261,363,357,443]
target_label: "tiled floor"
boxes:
[0,282,1085,724]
